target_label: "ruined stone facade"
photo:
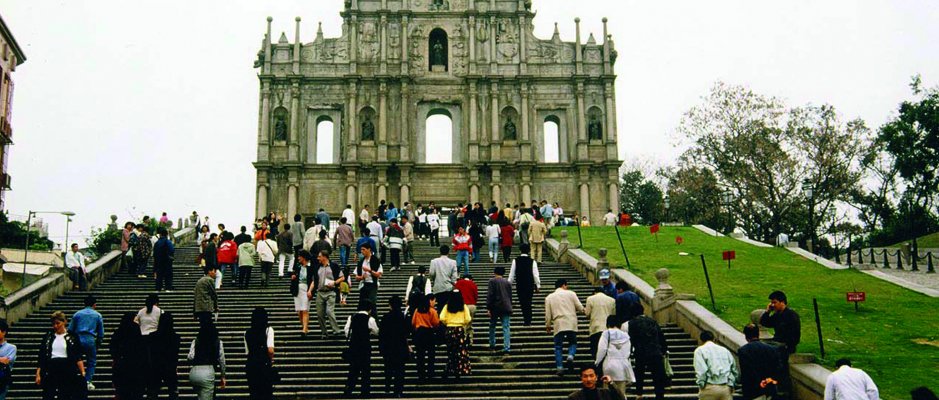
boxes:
[254,0,621,223]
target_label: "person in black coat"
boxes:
[759,290,801,354]
[738,324,783,399]
[344,302,379,398]
[245,307,276,400]
[111,312,146,400]
[379,296,409,397]
[153,227,176,291]
[148,312,181,400]
[628,303,669,400]
[36,311,86,400]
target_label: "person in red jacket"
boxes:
[452,227,473,276]
[499,222,515,262]
[216,232,239,289]
[453,274,479,344]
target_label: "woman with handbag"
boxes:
[595,315,636,398]
[379,296,409,398]
[245,307,277,399]
[290,250,315,336]
[440,289,472,380]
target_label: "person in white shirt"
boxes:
[485,223,501,263]
[366,216,384,252]
[66,243,89,291]
[359,205,371,234]
[256,233,279,288]
[135,293,163,336]
[603,209,617,226]
[824,358,879,400]
[426,211,441,247]
[341,204,356,234]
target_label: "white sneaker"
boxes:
[87,382,96,391]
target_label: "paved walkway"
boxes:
[862,268,939,298]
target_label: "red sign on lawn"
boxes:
[650,224,660,234]
[676,236,684,245]
[846,292,866,302]
[722,250,736,261]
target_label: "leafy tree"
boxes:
[662,166,728,230]
[0,212,55,251]
[878,76,939,219]
[619,169,664,224]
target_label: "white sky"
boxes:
[1,0,937,247]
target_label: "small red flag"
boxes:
[676,236,684,245]
[650,224,660,234]
[722,250,736,261]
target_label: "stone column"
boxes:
[469,81,479,162]
[380,15,388,74]
[287,183,298,218]
[605,83,617,159]
[350,15,358,73]
[576,82,587,159]
[492,168,502,205]
[602,18,611,75]
[469,15,477,73]
[347,82,359,161]
[346,184,357,211]
[289,82,300,161]
[609,181,619,212]
[377,184,387,204]
[400,167,411,205]
[264,17,273,74]
[489,15,497,70]
[470,184,479,203]
[401,16,409,72]
[520,83,531,161]
[522,183,531,204]
[574,18,583,75]
[256,183,269,219]
[490,82,500,160]
[258,82,271,162]
[379,81,388,160]
[580,182,590,222]
[293,17,302,74]
[400,185,410,205]
[400,81,411,161]
[519,15,528,74]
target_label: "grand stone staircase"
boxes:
[7,237,705,399]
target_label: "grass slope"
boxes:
[887,231,939,248]
[557,226,938,398]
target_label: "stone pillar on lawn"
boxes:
[558,230,570,263]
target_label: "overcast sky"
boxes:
[2,0,937,247]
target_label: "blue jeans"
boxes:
[456,250,470,276]
[488,238,500,263]
[489,314,511,352]
[78,335,97,383]
[222,263,238,283]
[339,245,350,270]
[472,248,481,262]
[553,331,577,370]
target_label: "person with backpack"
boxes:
[405,265,432,314]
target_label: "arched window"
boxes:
[315,116,334,164]
[544,116,560,163]
[428,28,449,72]
[272,107,289,141]
[426,110,453,164]
[359,107,377,141]
[501,106,519,141]
[587,106,604,141]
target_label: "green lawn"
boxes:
[557,226,939,399]
[887,231,939,248]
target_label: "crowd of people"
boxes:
[1,206,918,400]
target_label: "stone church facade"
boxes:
[253,0,621,223]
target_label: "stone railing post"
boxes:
[594,248,609,285]
[652,268,677,323]
[751,309,772,340]
[108,215,118,231]
[558,230,570,262]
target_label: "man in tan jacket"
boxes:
[528,217,548,262]
[545,278,584,376]
[585,287,616,360]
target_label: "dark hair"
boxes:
[155,311,177,337]
[284,223,291,230]
[835,358,852,368]
[0,319,8,333]
[296,250,313,261]
[700,330,715,342]
[388,295,403,312]
[555,278,567,289]
[390,218,398,224]
[84,295,97,307]
[218,223,225,230]
[580,365,599,376]
[294,214,302,222]
[319,230,327,239]
[318,249,331,259]
[117,312,139,338]
[439,245,450,255]
[911,387,939,400]
[417,265,427,274]
[414,293,431,313]
[357,300,374,313]
[240,226,247,233]
[743,324,760,340]
[606,315,621,328]
[209,233,218,240]
[520,243,531,254]
[204,264,218,273]
[615,281,630,292]
[195,316,220,363]
[145,293,159,314]
[249,307,269,332]
[631,302,644,318]
[340,217,347,224]
[769,290,788,304]
[494,266,506,276]
[447,290,465,313]
[157,227,168,236]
